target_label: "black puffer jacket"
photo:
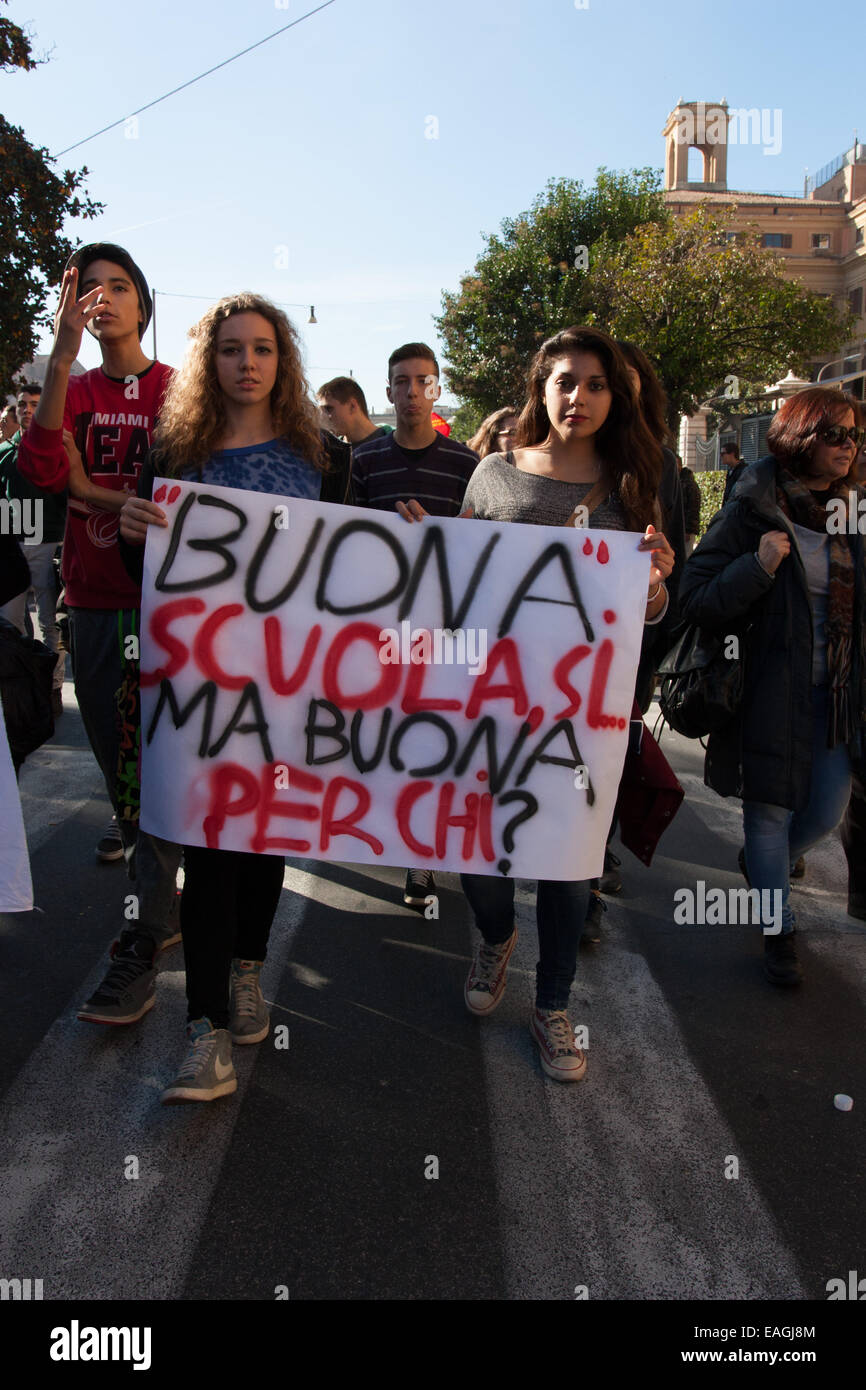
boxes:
[678,455,866,811]
[635,446,687,711]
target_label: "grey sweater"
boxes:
[461,453,628,530]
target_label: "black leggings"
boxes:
[180,846,285,1027]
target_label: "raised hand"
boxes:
[52,267,106,366]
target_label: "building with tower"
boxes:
[661,100,866,463]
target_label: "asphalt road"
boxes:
[0,677,863,1303]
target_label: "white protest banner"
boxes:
[139,480,649,881]
[0,697,33,912]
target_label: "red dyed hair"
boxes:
[767,387,861,474]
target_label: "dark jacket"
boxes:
[678,454,866,810]
[722,460,748,505]
[680,465,702,536]
[0,533,31,607]
[635,446,687,711]
[118,430,354,584]
[0,432,67,545]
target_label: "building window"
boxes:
[849,287,864,316]
[856,227,864,246]
[762,233,792,249]
[812,232,831,250]
[725,231,746,244]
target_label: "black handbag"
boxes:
[657,623,744,739]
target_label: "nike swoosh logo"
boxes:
[214,1057,234,1080]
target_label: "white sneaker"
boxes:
[464,927,517,1016]
[530,1008,587,1082]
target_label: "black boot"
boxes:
[764,931,803,987]
[581,890,607,946]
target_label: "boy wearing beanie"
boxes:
[18,244,182,1025]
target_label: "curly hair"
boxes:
[767,387,862,475]
[155,292,325,475]
[515,325,663,529]
[468,405,519,459]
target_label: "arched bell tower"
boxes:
[662,100,729,192]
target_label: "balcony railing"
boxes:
[806,142,864,195]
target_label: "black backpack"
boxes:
[657,623,744,739]
[0,621,56,773]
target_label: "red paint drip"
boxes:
[153,485,166,503]
[527,705,544,732]
[476,770,488,782]
[167,485,181,504]
[582,537,593,555]
[597,539,609,564]
[603,609,616,624]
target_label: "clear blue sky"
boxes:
[5,0,862,408]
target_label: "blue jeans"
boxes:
[460,874,590,1011]
[743,686,851,934]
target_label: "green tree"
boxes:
[435,169,667,413]
[585,208,852,430]
[448,400,485,444]
[0,2,102,392]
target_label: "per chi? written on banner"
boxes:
[138,480,649,881]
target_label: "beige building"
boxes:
[662,101,866,461]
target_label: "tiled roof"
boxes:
[664,189,840,207]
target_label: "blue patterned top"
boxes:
[197,438,321,500]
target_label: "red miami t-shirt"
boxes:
[17,361,172,610]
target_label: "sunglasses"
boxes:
[818,424,866,448]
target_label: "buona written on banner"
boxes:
[139,481,649,881]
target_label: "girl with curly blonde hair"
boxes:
[119,293,352,1105]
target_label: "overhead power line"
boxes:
[52,1,336,159]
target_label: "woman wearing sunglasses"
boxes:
[467,406,519,460]
[679,388,866,985]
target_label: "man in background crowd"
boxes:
[1,402,18,442]
[352,341,478,910]
[721,440,746,503]
[0,383,67,717]
[678,454,702,554]
[318,376,390,448]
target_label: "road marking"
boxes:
[477,905,809,1300]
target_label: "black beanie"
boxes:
[65,243,153,338]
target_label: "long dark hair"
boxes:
[616,340,672,447]
[767,387,862,476]
[516,325,663,529]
